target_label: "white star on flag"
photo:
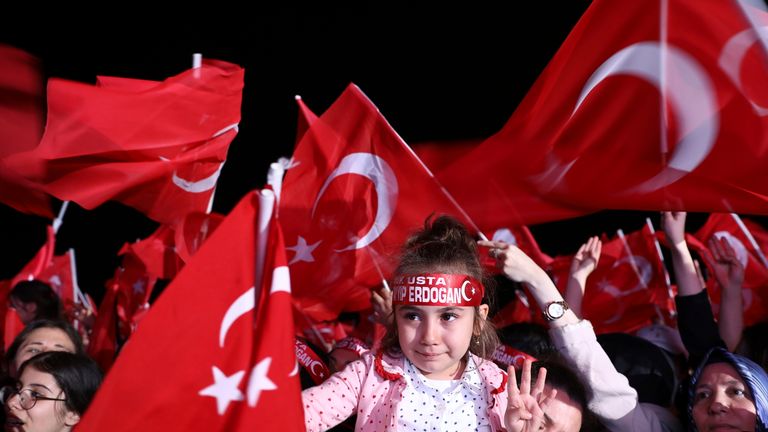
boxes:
[247,357,277,407]
[286,236,321,265]
[198,366,245,415]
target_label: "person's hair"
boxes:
[527,357,604,432]
[688,347,768,432]
[380,215,499,359]
[498,322,556,359]
[18,351,102,416]
[5,319,85,376]
[10,280,62,321]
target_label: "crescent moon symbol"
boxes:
[574,42,718,193]
[460,280,473,302]
[172,162,224,193]
[719,26,768,116]
[289,362,299,377]
[311,152,398,252]
[613,255,653,293]
[310,361,326,378]
[219,287,255,348]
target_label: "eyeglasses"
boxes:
[5,388,67,410]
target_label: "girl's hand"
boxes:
[505,359,554,432]
[478,240,548,285]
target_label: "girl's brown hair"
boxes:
[380,215,499,359]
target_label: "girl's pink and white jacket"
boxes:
[302,351,509,432]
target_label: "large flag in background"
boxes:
[279,84,478,322]
[690,213,768,326]
[5,59,244,224]
[78,189,304,431]
[549,226,672,334]
[442,0,768,227]
[0,44,51,217]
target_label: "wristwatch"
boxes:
[542,300,569,321]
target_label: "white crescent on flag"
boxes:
[311,152,398,252]
[574,42,718,193]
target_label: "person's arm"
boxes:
[708,236,745,351]
[662,211,727,362]
[661,212,702,296]
[480,240,682,432]
[302,355,367,431]
[564,236,601,318]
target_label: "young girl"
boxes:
[302,216,554,432]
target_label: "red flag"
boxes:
[122,225,182,280]
[442,0,768,224]
[279,84,478,322]
[412,138,482,174]
[6,59,244,224]
[78,189,303,431]
[87,283,119,372]
[0,45,51,217]
[487,225,552,270]
[549,226,671,334]
[691,213,768,326]
[173,211,225,264]
[295,95,318,146]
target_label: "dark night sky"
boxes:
[1,5,750,302]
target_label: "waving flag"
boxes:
[549,226,671,334]
[279,84,477,323]
[78,189,303,431]
[6,59,244,224]
[0,45,51,217]
[691,213,768,326]
[443,0,768,226]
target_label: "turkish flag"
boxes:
[442,0,768,225]
[295,95,318,146]
[690,213,768,326]
[487,225,552,270]
[5,59,244,224]
[0,45,51,217]
[87,282,120,372]
[78,189,304,431]
[173,211,224,265]
[110,251,158,341]
[549,226,672,334]
[122,225,182,281]
[279,84,479,323]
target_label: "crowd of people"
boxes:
[2,211,767,431]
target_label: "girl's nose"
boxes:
[420,318,439,345]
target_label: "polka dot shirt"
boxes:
[396,357,491,432]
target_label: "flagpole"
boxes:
[255,189,276,290]
[191,52,221,215]
[730,213,768,268]
[354,86,488,241]
[617,229,648,289]
[646,217,675,318]
[53,201,69,234]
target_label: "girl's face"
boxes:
[396,304,488,380]
[5,366,79,432]
[12,328,76,378]
[692,362,757,432]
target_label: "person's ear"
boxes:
[64,410,80,427]
[478,304,489,321]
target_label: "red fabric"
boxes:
[295,96,318,146]
[549,226,672,334]
[6,59,244,224]
[492,290,535,329]
[78,190,303,431]
[412,138,481,174]
[122,225,182,280]
[691,213,768,326]
[0,45,51,217]
[87,283,119,372]
[441,0,768,227]
[279,84,478,322]
[173,211,224,264]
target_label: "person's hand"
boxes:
[661,211,687,246]
[569,236,601,280]
[708,236,745,291]
[505,359,554,432]
[370,284,393,326]
[478,240,548,285]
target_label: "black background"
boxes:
[1,5,757,303]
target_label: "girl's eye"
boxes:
[404,313,420,321]
[441,313,458,321]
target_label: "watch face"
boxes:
[548,302,565,318]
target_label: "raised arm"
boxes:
[661,211,702,296]
[707,236,745,351]
[564,236,601,318]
